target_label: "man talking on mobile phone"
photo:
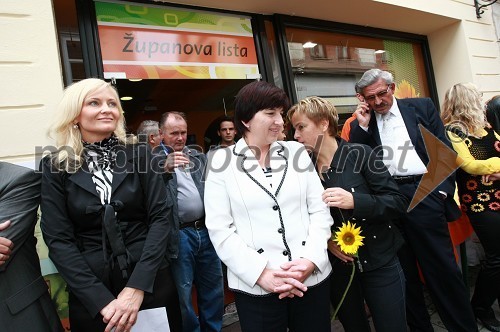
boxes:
[349,69,478,332]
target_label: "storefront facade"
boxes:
[2,0,500,164]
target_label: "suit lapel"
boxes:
[234,139,274,198]
[397,99,419,148]
[111,145,134,195]
[68,162,99,197]
[68,145,135,198]
[188,152,204,200]
[269,142,287,197]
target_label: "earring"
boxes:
[73,124,79,129]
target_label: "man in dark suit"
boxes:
[349,69,477,332]
[0,162,62,332]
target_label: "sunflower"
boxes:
[461,194,473,203]
[331,220,365,322]
[477,193,490,202]
[470,203,485,213]
[482,178,493,186]
[334,221,365,255]
[466,180,478,191]
[394,80,420,98]
[489,202,500,211]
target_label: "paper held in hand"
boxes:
[131,307,170,332]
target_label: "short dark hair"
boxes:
[486,95,500,131]
[159,111,187,128]
[234,81,290,136]
[218,116,235,131]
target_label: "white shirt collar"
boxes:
[375,96,400,121]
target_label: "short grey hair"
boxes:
[137,120,160,137]
[355,69,394,94]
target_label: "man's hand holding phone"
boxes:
[355,94,371,128]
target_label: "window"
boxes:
[59,31,85,85]
[284,26,430,124]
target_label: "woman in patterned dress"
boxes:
[441,83,500,332]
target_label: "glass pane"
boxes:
[264,20,284,89]
[66,39,83,60]
[285,27,430,125]
[70,62,86,83]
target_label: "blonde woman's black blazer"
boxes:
[40,143,174,318]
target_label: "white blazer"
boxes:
[204,139,333,296]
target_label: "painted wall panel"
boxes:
[0,0,63,162]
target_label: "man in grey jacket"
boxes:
[159,112,224,332]
[0,162,62,332]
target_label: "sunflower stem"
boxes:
[331,258,356,321]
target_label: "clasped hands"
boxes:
[257,258,316,300]
[100,287,144,332]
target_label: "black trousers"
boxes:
[330,255,407,331]
[234,279,330,332]
[329,256,371,332]
[469,210,500,314]
[397,183,477,332]
[69,267,182,332]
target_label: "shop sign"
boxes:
[95,1,259,79]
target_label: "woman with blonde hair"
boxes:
[441,83,500,332]
[40,78,181,332]
[289,96,408,332]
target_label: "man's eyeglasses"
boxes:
[363,85,391,102]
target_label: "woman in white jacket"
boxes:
[204,81,333,332]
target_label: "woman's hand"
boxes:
[323,187,354,209]
[100,287,144,332]
[256,268,308,299]
[328,240,354,263]
[277,258,315,283]
[273,258,316,299]
[483,172,500,183]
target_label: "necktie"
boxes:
[379,112,395,173]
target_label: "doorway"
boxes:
[114,78,249,152]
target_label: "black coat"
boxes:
[40,143,174,318]
[321,139,407,271]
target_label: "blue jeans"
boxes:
[170,227,224,332]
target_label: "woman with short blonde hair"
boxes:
[289,96,408,332]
